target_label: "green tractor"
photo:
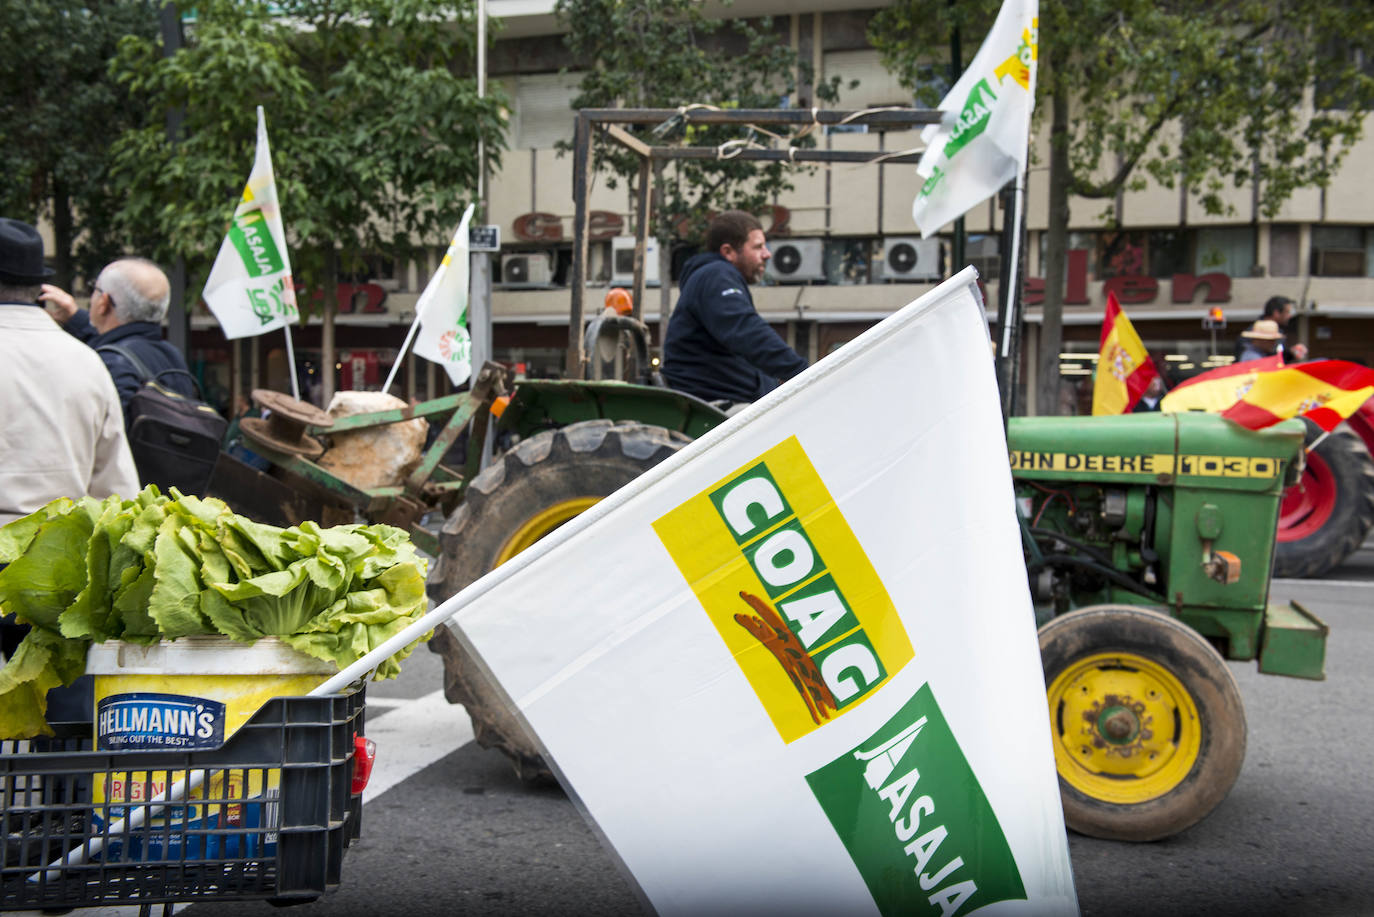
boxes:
[1009,411,1325,840]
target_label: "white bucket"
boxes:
[86,636,337,862]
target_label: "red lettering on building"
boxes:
[587,211,624,241]
[299,282,388,314]
[1023,248,1231,305]
[1064,249,1088,304]
[1103,274,1158,304]
[1171,271,1230,303]
[513,212,564,242]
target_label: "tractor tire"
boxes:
[1274,426,1374,578]
[1038,604,1247,842]
[426,420,691,782]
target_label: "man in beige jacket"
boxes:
[0,219,138,527]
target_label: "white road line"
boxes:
[11,692,474,917]
[362,689,474,803]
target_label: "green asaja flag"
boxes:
[912,0,1038,238]
[202,107,299,339]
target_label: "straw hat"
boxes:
[1242,319,1284,340]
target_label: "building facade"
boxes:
[171,0,1374,415]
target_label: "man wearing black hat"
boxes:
[0,218,139,664]
[0,218,138,527]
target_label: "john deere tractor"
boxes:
[1009,411,1324,840]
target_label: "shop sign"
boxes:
[512,210,625,242]
[1023,249,1231,306]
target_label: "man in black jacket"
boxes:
[39,257,197,415]
[662,210,808,408]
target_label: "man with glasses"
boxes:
[40,257,197,414]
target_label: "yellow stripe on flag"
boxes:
[1092,302,1154,415]
[1241,367,1352,417]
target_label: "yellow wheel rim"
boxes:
[494,497,602,566]
[1046,651,1203,805]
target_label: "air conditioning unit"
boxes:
[766,239,825,283]
[611,236,660,287]
[879,237,941,281]
[501,252,554,286]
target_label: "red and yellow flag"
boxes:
[1092,293,1159,414]
[1160,354,1284,414]
[1221,360,1374,432]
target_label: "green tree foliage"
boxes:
[555,0,843,245]
[110,0,508,307]
[0,0,162,288]
[870,0,1374,413]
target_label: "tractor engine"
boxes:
[1007,412,1305,657]
[1015,478,1160,619]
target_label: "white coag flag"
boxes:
[412,205,475,386]
[912,0,1039,238]
[445,268,1077,916]
[202,107,299,339]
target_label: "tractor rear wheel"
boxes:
[1274,426,1374,578]
[426,420,690,782]
[1038,604,1246,842]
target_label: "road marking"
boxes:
[10,692,474,917]
[362,688,474,803]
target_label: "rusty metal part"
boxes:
[252,389,333,426]
[241,417,325,458]
[242,389,332,458]
[1102,709,1138,742]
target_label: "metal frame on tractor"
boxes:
[221,107,948,549]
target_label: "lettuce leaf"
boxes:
[0,487,431,739]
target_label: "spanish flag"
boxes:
[1160,354,1284,414]
[1092,293,1159,414]
[1221,360,1374,432]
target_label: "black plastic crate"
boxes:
[1,687,366,911]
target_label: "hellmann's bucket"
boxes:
[87,636,337,861]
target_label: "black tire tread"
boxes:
[425,420,689,782]
[1038,603,1247,842]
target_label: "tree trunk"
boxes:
[321,249,338,405]
[1037,69,1072,416]
[51,178,74,291]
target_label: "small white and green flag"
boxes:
[202,107,299,339]
[411,205,475,386]
[912,0,1038,238]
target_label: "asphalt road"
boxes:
[174,556,1373,917]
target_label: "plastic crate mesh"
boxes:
[1,688,365,911]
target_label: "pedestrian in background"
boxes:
[1237,319,1285,363]
[662,210,808,412]
[0,219,138,526]
[40,257,197,416]
[1234,296,1308,362]
[0,218,137,666]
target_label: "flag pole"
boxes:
[282,322,301,400]
[999,14,1037,420]
[382,282,441,395]
[381,203,474,394]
